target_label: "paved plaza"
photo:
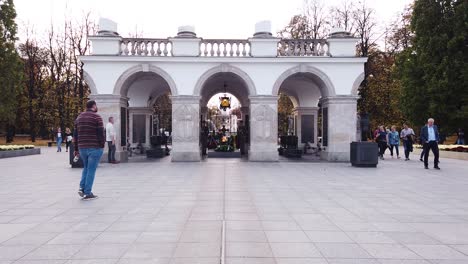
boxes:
[1,148,468,264]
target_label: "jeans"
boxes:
[423,141,439,167]
[389,144,399,157]
[57,137,62,152]
[79,148,103,195]
[107,141,116,162]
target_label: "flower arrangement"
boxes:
[415,144,468,152]
[0,145,35,151]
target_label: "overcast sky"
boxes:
[14,0,413,41]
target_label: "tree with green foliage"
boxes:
[278,93,294,136]
[397,0,468,135]
[0,0,23,143]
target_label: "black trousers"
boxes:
[65,141,71,151]
[107,141,116,162]
[378,141,387,157]
[423,141,439,167]
[403,140,412,159]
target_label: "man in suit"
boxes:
[420,118,440,170]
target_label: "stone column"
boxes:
[128,107,153,148]
[171,95,201,162]
[249,96,278,161]
[320,95,358,161]
[90,94,129,162]
[240,106,249,121]
[292,107,319,148]
[200,106,208,121]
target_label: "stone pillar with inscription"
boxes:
[292,107,319,148]
[171,96,201,161]
[320,95,358,161]
[90,94,129,162]
[249,96,278,161]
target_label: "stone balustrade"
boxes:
[200,39,251,57]
[277,39,329,56]
[121,38,172,56]
[119,38,332,57]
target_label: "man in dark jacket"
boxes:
[420,118,440,170]
[73,100,105,200]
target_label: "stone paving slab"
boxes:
[0,147,468,263]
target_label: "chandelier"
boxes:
[219,82,231,111]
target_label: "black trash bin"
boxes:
[350,141,378,167]
[69,142,84,168]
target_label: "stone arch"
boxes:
[83,70,98,95]
[272,64,336,97]
[193,64,257,97]
[113,64,178,96]
[351,72,365,96]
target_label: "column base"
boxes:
[100,150,129,163]
[249,144,279,162]
[321,151,349,162]
[171,151,201,162]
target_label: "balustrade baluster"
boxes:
[123,41,129,55]
[222,41,227,56]
[229,43,234,57]
[163,41,168,56]
[241,42,246,56]
[148,41,154,56]
[143,41,148,56]
[130,41,136,55]
[216,42,221,56]
[203,42,208,56]
[155,41,161,56]
[209,42,214,56]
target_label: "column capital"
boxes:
[128,107,153,115]
[90,94,129,106]
[292,106,319,114]
[249,95,278,104]
[320,95,359,106]
[171,95,201,104]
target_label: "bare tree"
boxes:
[303,0,329,39]
[278,0,330,39]
[385,5,413,54]
[330,0,355,32]
[47,20,70,131]
[69,12,95,115]
[353,0,377,57]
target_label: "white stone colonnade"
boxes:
[81,19,367,162]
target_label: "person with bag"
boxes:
[65,127,73,152]
[400,123,415,161]
[73,100,105,200]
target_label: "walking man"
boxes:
[420,118,440,170]
[106,117,119,164]
[400,123,415,161]
[73,100,105,200]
